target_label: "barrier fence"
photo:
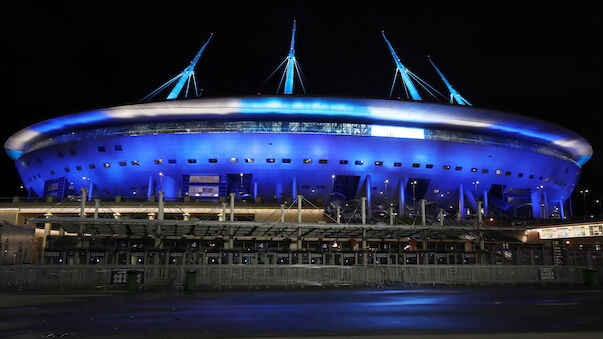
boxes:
[0,264,587,290]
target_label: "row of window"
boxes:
[54,145,123,159]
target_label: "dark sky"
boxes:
[0,2,601,207]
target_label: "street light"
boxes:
[579,189,589,217]
[411,180,418,210]
[384,179,389,194]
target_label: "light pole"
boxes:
[384,179,389,195]
[579,189,589,218]
[411,180,417,210]
[331,175,335,189]
[159,172,164,192]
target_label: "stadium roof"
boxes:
[5,96,592,165]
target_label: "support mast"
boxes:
[381,31,421,101]
[428,56,471,106]
[284,20,297,95]
[141,33,213,102]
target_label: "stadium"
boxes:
[3,24,593,223]
[3,95,592,221]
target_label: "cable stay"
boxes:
[140,33,213,102]
[263,20,306,95]
[382,31,442,102]
[428,55,471,106]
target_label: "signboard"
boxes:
[111,268,144,284]
[320,242,330,252]
[539,268,555,281]
[551,240,565,266]
[255,242,267,252]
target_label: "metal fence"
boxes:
[0,264,587,290]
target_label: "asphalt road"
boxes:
[1,286,602,338]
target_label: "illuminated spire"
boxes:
[428,56,471,106]
[265,20,306,95]
[381,31,421,101]
[141,33,213,102]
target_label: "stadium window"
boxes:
[426,164,433,169]
[455,166,462,171]
[104,163,111,168]
[188,159,197,163]
[69,150,76,156]
[89,164,96,169]
[37,174,41,178]
[319,159,328,164]
[539,176,543,180]
[114,145,122,151]
[303,159,312,164]
[230,157,238,163]
[266,158,275,163]
[517,173,524,177]
[209,159,218,163]
[119,161,127,166]
[131,161,140,166]
[471,168,477,172]
[412,163,420,168]
[76,165,82,170]
[64,167,70,172]
[50,170,55,175]
[301,185,310,189]
[154,159,163,164]
[98,146,106,152]
[340,160,348,165]
[354,160,364,165]
[482,169,488,174]
[394,162,402,167]
[58,152,64,158]
[529,174,534,179]
[496,169,502,175]
[168,159,177,164]
[282,158,291,163]
[434,189,440,193]
[245,158,254,163]
[505,171,511,176]
[375,161,383,166]
[443,165,450,170]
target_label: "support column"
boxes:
[531,188,543,219]
[297,195,303,223]
[158,191,164,221]
[88,179,94,201]
[94,199,100,219]
[477,200,483,225]
[362,228,367,266]
[297,227,302,251]
[42,213,52,261]
[280,204,285,223]
[77,188,87,249]
[221,202,227,221]
[361,197,367,225]
[389,207,394,225]
[559,200,565,220]
[458,184,465,220]
[229,193,235,222]
[439,209,444,226]
[291,177,297,202]
[420,199,426,226]
[147,175,155,200]
[542,190,549,219]
[336,206,341,224]
[364,175,372,218]
[483,190,489,216]
[253,181,258,201]
[398,176,407,216]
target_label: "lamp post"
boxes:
[384,179,389,196]
[159,172,164,192]
[579,189,589,218]
[411,180,417,210]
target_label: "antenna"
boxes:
[428,55,471,106]
[140,33,213,102]
[264,20,306,95]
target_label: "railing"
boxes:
[0,265,587,290]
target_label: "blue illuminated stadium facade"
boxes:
[4,96,592,220]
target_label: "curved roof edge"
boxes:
[5,96,593,165]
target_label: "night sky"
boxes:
[1,2,601,212]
